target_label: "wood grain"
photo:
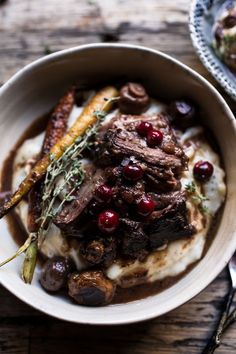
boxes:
[0,0,235,353]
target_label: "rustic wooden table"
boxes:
[0,0,236,353]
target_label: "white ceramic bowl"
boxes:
[0,43,236,325]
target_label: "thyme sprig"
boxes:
[0,95,120,278]
[37,98,120,245]
[185,181,209,214]
[37,96,120,243]
[37,126,95,245]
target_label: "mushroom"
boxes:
[119,82,150,114]
[68,271,116,306]
[40,256,73,292]
[80,237,116,267]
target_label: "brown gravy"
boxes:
[0,114,223,305]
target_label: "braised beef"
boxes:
[149,191,185,210]
[145,173,181,193]
[55,167,105,229]
[120,219,148,260]
[146,192,195,249]
[117,180,145,204]
[59,219,97,239]
[104,165,122,184]
[54,99,195,265]
[97,114,188,175]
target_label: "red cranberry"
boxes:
[193,160,214,182]
[136,121,153,137]
[147,130,163,147]
[98,210,119,233]
[137,196,156,216]
[123,164,143,182]
[95,184,113,203]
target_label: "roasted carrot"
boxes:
[27,183,42,233]
[27,88,74,233]
[0,86,118,218]
[41,88,75,155]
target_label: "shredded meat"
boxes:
[98,114,188,174]
[120,219,148,260]
[55,166,105,228]
[54,108,195,264]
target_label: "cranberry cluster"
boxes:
[94,184,118,233]
[94,119,162,234]
[136,122,163,147]
[95,163,156,234]
[122,164,155,216]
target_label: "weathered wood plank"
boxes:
[0,325,29,354]
[0,0,211,83]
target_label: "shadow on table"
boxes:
[29,318,159,354]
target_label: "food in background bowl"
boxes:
[0,82,226,306]
[213,3,236,72]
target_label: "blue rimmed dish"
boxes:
[189,0,236,100]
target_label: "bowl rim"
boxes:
[0,42,236,325]
[189,0,236,101]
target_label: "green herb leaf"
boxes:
[185,181,209,214]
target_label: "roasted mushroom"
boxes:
[68,271,116,306]
[80,237,116,267]
[119,82,150,114]
[40,257,73,292]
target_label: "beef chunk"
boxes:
[149,191,185,209]
[120,219,148,260]
[146,192,195,249]
[54,109,195,263]
[55,167,106,230]
[98,114,188,175]
[117,180,145,204]
[145,173,181,193]
[59,217,97,239]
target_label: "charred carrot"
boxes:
[41,88,75,155]
[0,86,118,218]
[27,88,74,233]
